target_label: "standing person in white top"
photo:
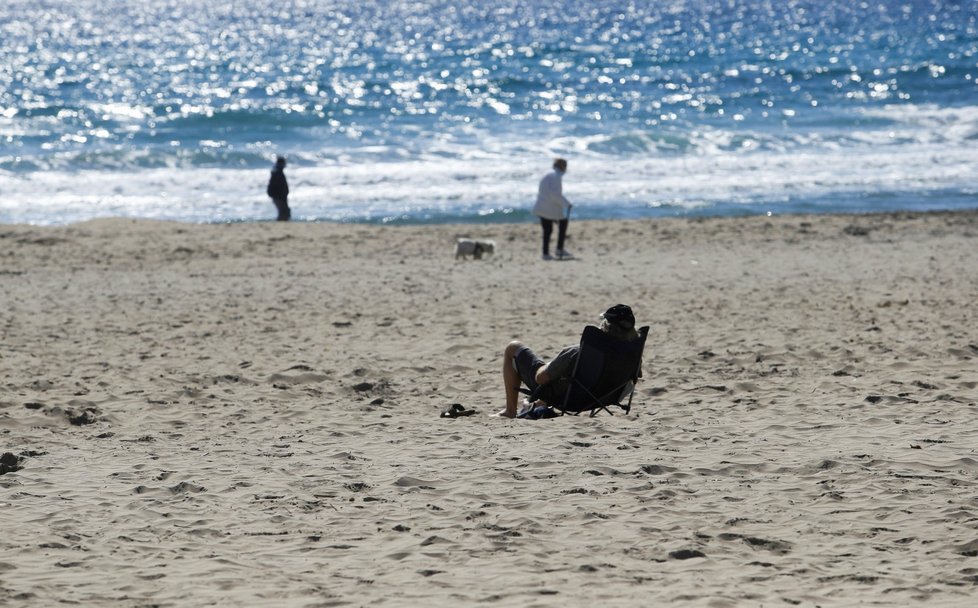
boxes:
[533,158,573,260]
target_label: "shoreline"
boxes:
[2,208,977,605]
[6,201,978,229]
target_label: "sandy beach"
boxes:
[2,210,977,606]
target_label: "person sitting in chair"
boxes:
[498,304,641,418]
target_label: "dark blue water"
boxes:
[1,0,976,224]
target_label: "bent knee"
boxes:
[504,341,524,358]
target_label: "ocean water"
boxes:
[1,0,976,225]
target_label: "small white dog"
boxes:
[454,238,496,260]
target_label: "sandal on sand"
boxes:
[440,403,477,418]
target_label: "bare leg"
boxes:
[500,341,524,418]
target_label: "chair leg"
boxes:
[619,387,636,415]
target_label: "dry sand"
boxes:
[1,210,977,606]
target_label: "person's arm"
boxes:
[555,176,571,212]
[535,345,578,386]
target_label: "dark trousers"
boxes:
[540,218,568,255]
[273,198,291,221]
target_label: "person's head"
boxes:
[600,304,638,341]
[275,156,287,168]
[553,158,567,173]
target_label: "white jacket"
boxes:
[533,170,571,220]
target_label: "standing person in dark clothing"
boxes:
[267,156,290,221]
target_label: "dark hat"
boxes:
[601,304,635,329]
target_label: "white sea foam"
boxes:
[2,138,974,225]
[859,104,978,144]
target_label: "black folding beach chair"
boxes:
[556,325,649,417]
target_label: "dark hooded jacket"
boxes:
[267,168,288,199]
